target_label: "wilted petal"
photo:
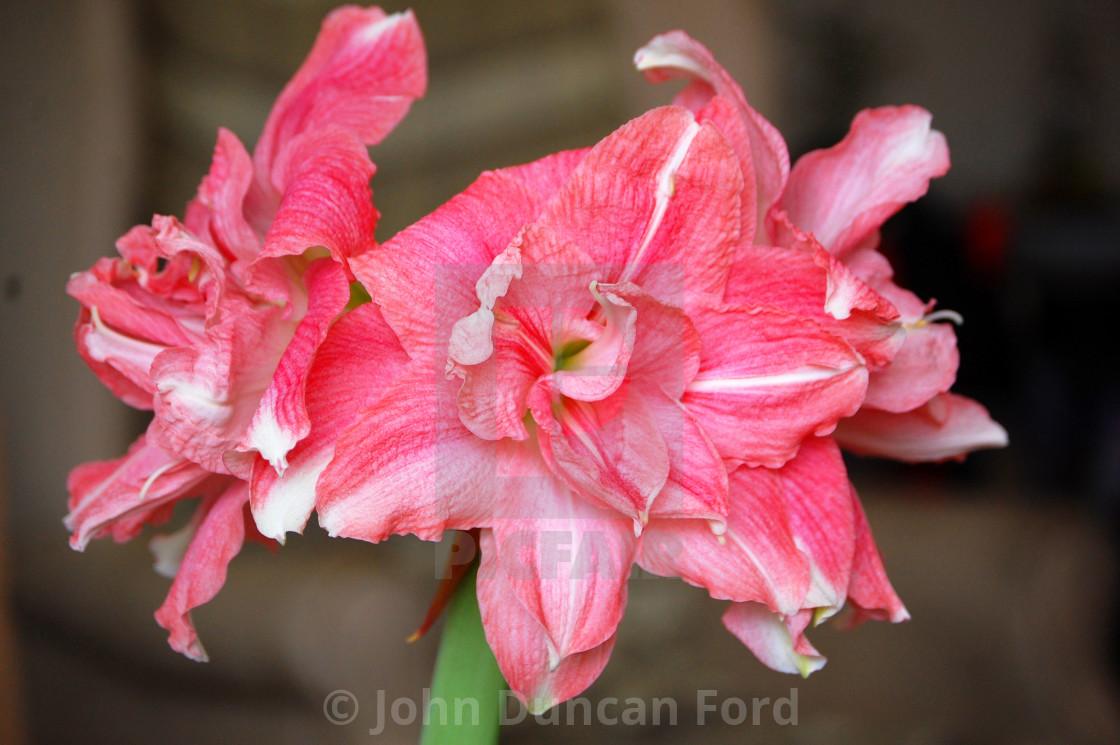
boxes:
[836,392,1009,462]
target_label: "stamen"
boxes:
[905,308,964,329]
[923,309,964,325]
[138,460,177,501]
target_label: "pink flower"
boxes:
[317,103,890,709]
[66,6,426,659]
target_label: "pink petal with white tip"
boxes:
[477,529,616,713]
[836,392,1009,463]
[723,603,826,677]
[249,302,409,541]
[774,106,950,259]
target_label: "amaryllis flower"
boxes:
[316,102,896,709]
[635,30,1006,669]
[65,5,426,659]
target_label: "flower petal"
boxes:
[487,473,637,661]
[639,466,809,615]
[184,128,260,264]
[835,392,1009,462]
[256,128,378,269]
[316,365,504,542]
[538,106,742,301]
[836,487,909,627]
[635,31,790,241]
[595,282,701,400]
[773,106,950,258]
[249,302,409,541]
[639,384,728,525]
[65,434,217,550]
[253,7,426,178]
[149,293,294,474]
[723,603,826,676]
[683,303,867,467]
[477,529,615,712]
[723,243,903,369]
[237,258,351,476]
[153,480,250,662]
[357,149,589,360]
[778,436,855,611]
[529,379,669,524]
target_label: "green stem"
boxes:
[419,560,505,745]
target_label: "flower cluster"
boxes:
[67,7,1005,710]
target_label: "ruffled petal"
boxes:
[529,379,669,525]
[538,106,742,301]
[835,392,1009,462]
[65,434,218,550]
[773,106,950,259]
[149,293,295,474]
[682,303,867,467]
[477,530,615,712]
[596,282,701,400]
[863,317,959,412]
[255,128,378,269]
[634,31,789,241]
[184,128,260,264]
[723,603,826,676]
[723,242,903,370]
[253,7,426,178]
[357,149,589,360]
[249,302,409,541]
[638,466,809,615]
[153,480,250,661]
[237,258,350,476]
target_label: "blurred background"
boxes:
[2,0,1119,742]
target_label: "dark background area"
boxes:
[2,1,1119,743]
